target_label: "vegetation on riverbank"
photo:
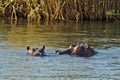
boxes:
[0,0,119,22]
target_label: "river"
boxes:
[0,19,120,80]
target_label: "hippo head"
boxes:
[26,46,35,55]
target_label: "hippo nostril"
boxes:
[39,50,42,52]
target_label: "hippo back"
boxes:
[77,47,96,57]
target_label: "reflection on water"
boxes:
[0,19,120,80]
[0,19,120,49]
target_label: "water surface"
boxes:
[0,19,120,80]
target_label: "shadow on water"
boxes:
[0,19,120,80]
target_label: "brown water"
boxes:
[0,19,120,80]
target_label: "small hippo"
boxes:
[26,45,46,56]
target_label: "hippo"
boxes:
[76,43,96,57]
[26,45,46,56]
[54,43,96,57]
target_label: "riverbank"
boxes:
[0,0,120,22]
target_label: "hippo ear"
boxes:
[39,45,45,52]
[43,45,45,50]
[33,48,36,51]
[42,45,45,52]
[26,46,30,50]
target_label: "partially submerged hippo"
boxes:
[54,43,96,57]
[26,45,46,56]
[26,43,96,57]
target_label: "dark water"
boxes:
[0,19,120,80]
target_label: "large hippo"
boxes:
[77,43,96,57]
[26,45,46,56]
[54,43,96,57]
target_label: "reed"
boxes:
[0,0,119,22]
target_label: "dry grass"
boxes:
[1,0,120,22]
